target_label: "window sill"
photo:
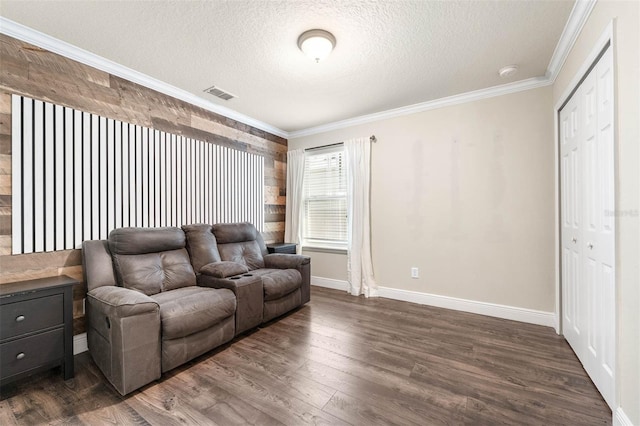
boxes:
[301,246,347,255]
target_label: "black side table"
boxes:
[266,243,297,254]
[0,275,76,385]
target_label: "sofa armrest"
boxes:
[88,286,159,318]
[200,261,249,278]
[86,286,161,395]
[263,253,310,269]
[198,274,263,335]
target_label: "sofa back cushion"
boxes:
[212,222,266,270]
[182,224,222,273]
[109,227,196,295]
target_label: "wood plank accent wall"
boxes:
[0,34,288,335]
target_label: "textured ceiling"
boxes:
[1,0,574,133]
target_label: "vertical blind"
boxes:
[11,95,264,255]
[303,147,347,245]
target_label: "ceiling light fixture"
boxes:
[498,65,518,78]
[297,29,336,63]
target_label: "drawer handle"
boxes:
[16,352,25,360]
[15,315,25,322]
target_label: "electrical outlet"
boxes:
[411,267,419,279]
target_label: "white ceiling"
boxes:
[0,0,575,135]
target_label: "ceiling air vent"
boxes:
[203,85,237,101]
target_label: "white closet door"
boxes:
[560,91,583,352]
[560,46,615,409]
[583,46,615,407]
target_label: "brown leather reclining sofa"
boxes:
[82,223,310,395]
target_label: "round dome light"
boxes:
[498,65,518,78]
[297,29,336,63]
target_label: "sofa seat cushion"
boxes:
[151,287,236,340]
[250,269,302,301]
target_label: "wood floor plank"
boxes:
[322,390,427,426]
[162,364,284,426]
[298,359,468,425]
[259,318,417,377]
[227,337,308,376]
[125,378,223,425]
[4,381,71,423]
[0,286,611,425]
[198,357,348,425]
[0,400,18,425]
[215,344,337,410]
[412,360,608,425]
[342,315,478,365]
[414,349,602,405]
[73,392,150,426]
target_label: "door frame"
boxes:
[553,20,616,407]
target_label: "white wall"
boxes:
[301,248,348,281]
[290,86,555,312]
[553,1,639,423]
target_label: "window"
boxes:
[302,146,347,249]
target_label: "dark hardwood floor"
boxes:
[0,286,611,425]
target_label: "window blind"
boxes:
[303,147,347,247]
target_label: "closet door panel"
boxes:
[560,45,615,409]
[560,94,584,354]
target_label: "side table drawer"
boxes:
[0,294,64,340]
[0,328,64,379]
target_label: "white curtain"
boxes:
[345,138,377,297]
[284,149,305,254]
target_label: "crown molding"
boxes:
[288,76,551,139]
[546,0,598,82]
[0,17,288,139]
[289,0,596,139]
[554,20,613,111]
[1,0,597,141]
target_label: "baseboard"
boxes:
[311,276,349,291]
[312,277,555,328]
[378,287,557,328]
[614,407,634,426]
[73,332,88,355]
